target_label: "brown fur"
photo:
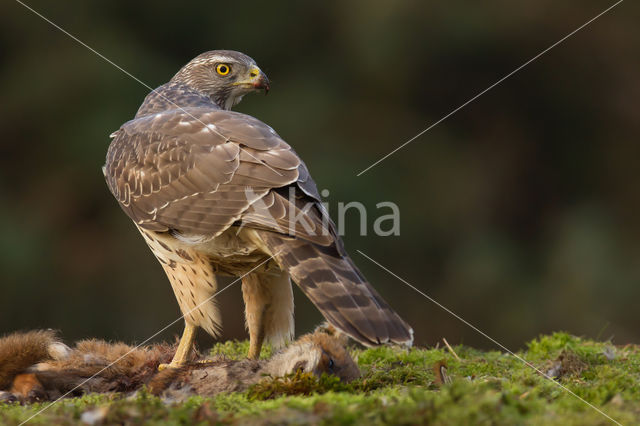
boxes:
[0,330,60,389]
[147,367,186,396]
[32,340,176,399]
[0,329,358,403]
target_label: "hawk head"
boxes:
[171,50,270,110]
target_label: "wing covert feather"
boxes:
[105,107,329,240]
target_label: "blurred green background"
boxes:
[1,1,638,351]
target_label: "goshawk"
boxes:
[104,50,413,367]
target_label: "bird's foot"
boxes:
[158,322,198,371]
[158,361,184,371]
[158,359,214,371]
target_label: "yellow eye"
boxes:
[216,64,230,75]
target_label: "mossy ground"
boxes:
[1,333,638,425]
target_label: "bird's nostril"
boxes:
[250,72,258,78]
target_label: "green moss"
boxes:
[209,340,273,360]
[247,371,348,400]
[1,333,639,425]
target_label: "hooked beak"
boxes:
[235,67,270,94]
[254,70,270,94]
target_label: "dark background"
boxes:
[1,1,638,351]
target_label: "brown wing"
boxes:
[104,107,332,243]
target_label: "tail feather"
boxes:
[257,231,413,347]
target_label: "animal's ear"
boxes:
[293,360,307,373]
[312,322,349,346]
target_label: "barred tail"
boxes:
[257,231,413,347]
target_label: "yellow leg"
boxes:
[159,322,197,370]
[247,309,266,360]
[242,274,267,360]
[242,271,294,360]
